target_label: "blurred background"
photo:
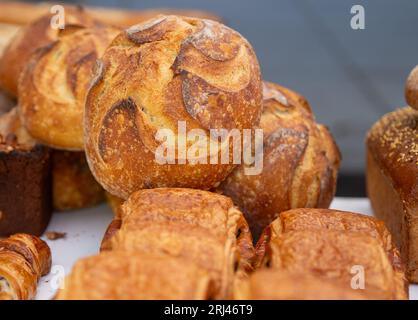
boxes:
[5,0,418,196]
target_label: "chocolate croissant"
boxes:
[84,15,262,199]
[0,7,98,97]
[0,233,51,300]
[18,22,119,150]
[255,208,408,300]
[101,188,254,299]
[56,251,213,300]
[219,82,341,239]
[406,65,418,110]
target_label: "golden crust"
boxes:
[219,82,341,238]
[0,233,51,300]
[56,251,214,300]
[406,65,418,110]
[234,269,375,300]
[255,208,408,300]
[0,7,99,97]
[52,150,104,211]
[84,15,262,198]
[18,23,119,150]
[366,107,418,282]
[101,188,254,299]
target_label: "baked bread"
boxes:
[366,106,418,282]
[0,23,19,56]
[219,82,341,238]
[52,150,104,211]
[84,15,262,199]
[105,192,124,219]
[234,269,374,300]
[18,23,119,150]
[0,90,15,116]
[0,233,51,300]
[55,251,213,300]
[0,7,98,97]
[0,111,52,236]
[255,208,408,300]
[101,188,254,299]
[406,65,418,110]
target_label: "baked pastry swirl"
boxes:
[84,15,262,199]
[219,82,341,238]
[0,7,98,97]
[255,208,408,300]
[0,233,51,300]
[18,22,119,150]
[101,188,254,299]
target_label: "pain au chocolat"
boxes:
[101,188,254,299]
[84,15,262,199]
[219,82,341,239]
[18,20,119,150]
[254,208,408,300]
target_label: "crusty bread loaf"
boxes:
[18,23,119,150]
[55,251,213,300]
[406,65,418,110]
[85,15,262,198]
[254,208,408,300]
[219,82,341,238]
[0,7,99,97]
[101,188,254,299]
[366,106,418,283]
[52,150,104,211]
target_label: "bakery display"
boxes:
[84,15,262,199]
[101,188,254,299]
[219,82,341,238]
[0,7,98,97]
[406,65,418,110]
[0,110,52,236]
[55,251,212,300]
[52,150,104,211]
[254,208,408,300]
[18,22,119,150]
[366,106,418,283]
[0,233,51,300]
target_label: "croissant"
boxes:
[56,251,213,300]
[406,65,418,110]
[0,233,51,300]
[219,82,341,239]
[101,188,254,299]
[255,208,408,300]
[18,22,120,150]
[84,15,262,199]
[0,7,98,97]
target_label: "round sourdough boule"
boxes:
[218,82,341,239]
[84,15,262,199]
[18,23,120,150]
[0,6,98,97]
[406,65,418,110]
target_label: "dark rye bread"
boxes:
[366,106,418,282]
[0,135,52,236]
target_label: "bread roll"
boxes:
[56,251,212,300]
[219,82,341,238]
[255,208,408,300]
[84,15,262,199]
[366,106,418,283]
[52,150,104,211]
[0,7,98,97]
[406,65,418,110]
[18,22,119,150]
[101,188,254,299]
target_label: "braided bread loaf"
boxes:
[0,7,98,97]
[84,15,262,199]
[0,233,51,300]
[18,22,119,150]
[219,82,341,238]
